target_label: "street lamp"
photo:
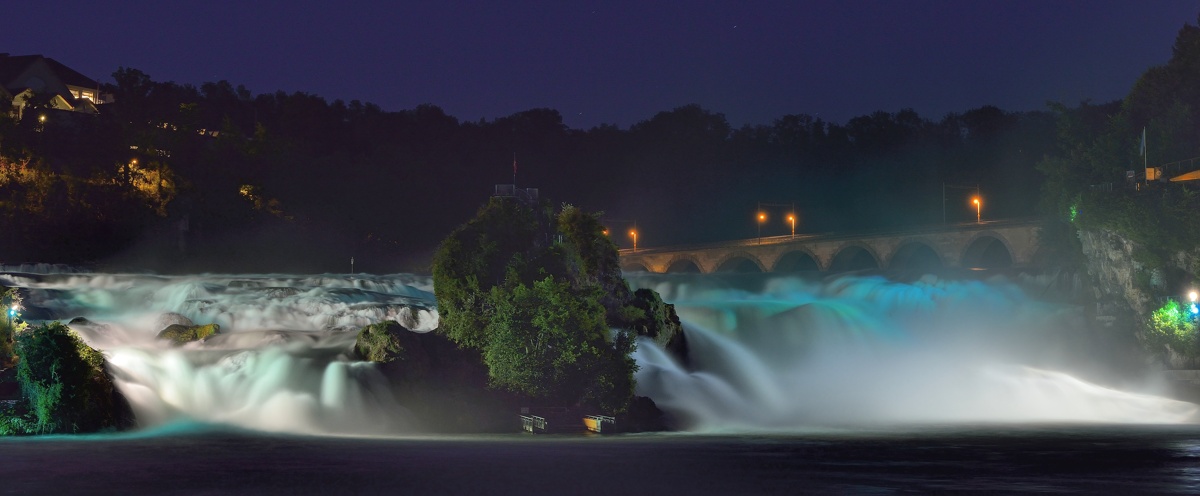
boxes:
[629,229,637,252]
[971,196,981,223]
[786,213,796,239]
[757,212,767,244]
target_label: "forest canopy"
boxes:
[0,58,1089,272]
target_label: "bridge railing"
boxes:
[618,218,1043,256]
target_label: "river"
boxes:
[1,267,1196,493]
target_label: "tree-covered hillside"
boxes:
[2,65,1061,271]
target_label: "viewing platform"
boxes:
[520,408,617,434]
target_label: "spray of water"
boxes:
[628,273,1198,431]
[2,271,436,436]
[2,269,1194,436]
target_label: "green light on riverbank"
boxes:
[1147,299,1199,356]
[1069,204,1078,223]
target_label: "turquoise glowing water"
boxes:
[1,268,1196,436]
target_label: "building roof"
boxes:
[42,57,100,89]
[0,54,41,89]
[0,54,101,91]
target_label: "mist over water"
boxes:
[1,268,1195,436]
[627,272,1198,431]
[1,271,436,436]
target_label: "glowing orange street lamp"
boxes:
[971,196,982,223]
[786,213,796,239]
[757,212,767,244]
[629,229,638,252]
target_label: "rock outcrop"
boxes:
[156,323,220,345]
[1080,228,1200,368]
[355,321,522,432]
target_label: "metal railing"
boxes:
[520,415,547,433]
[583,415,615,433]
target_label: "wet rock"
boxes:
[155,312,194,330]
[156,323,220,345]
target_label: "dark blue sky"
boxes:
[9,1,1198,129]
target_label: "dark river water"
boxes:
[4,424,1200,495]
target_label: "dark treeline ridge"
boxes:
[1,67,1063,273]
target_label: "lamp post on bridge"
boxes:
[756,202,797,244]
[943,183,982,224]
[756,212,766,244]
[603,217,638,251]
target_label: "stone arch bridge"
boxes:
[619,220,1048,274]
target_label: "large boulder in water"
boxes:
[355,321,410,364]
[156,323,220,345]
[155,312,194,330]
[616,395,671,432]
[354,321,525,432]
[616,288,689,364]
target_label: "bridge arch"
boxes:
[621,261,651,273]
[772,249,821,273]
[664,255,704,274]
[887,239,943,272]
[713,251,767,273]
[829,242,882,272]
[960,231,1014,269]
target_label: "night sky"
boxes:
[8,1,1200,129]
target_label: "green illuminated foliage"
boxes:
[12,322,129,434]
[0,288,23,369]
[1145,299,1199,358]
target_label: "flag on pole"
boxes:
[1139,127,1146,156]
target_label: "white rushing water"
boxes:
[627,273,1199,430]
[2,269,1195,435]
[2,271,437,436]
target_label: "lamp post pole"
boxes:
[943,184,982,224]
[757,212,766,244]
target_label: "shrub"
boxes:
[15,322,122,433]
[0,287,25,369]
[1144,299,1199,359]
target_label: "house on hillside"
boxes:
[0,53,112,119]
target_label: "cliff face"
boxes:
[1078,229,1158,318]
[1079,229,1200,368]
